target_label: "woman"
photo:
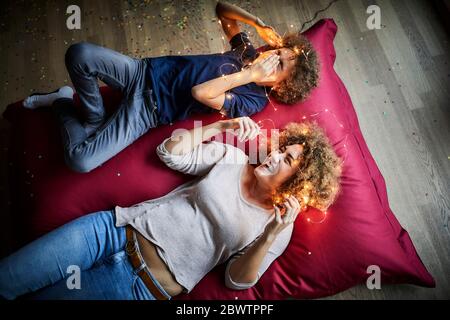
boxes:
[21,1,319,173]
[0,117,341,300]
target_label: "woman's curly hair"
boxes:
[270,121,342,211]
[270,33,320,105]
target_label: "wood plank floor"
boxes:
[0,0,449,299]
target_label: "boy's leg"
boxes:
[64,41,146,128]
[54,88,158,173]
[54,42,158,172]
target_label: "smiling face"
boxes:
[254,144,304,190]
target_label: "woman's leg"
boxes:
[0,210,126,300]
[25,250,155,300]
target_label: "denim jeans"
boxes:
[0,211,171,300]
[55,42,159,173]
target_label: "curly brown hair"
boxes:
[270,121,342,211]
[270,33,320,105]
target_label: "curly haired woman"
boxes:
[0,117,341,300]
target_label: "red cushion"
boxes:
[3,19,434,299]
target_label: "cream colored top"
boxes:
[115,139,293,292]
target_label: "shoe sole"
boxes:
[29,88,69,97]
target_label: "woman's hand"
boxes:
[249,52,280,83]
[256,24,283,47]
[221,117,261,142]
[265,196,301,237]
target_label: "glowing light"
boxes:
[302,195,310,205]
[257,119,276,131]
[297,107,349,166]
[226,93,233,100]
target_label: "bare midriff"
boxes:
[134,229,184,297]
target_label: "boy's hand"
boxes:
[249,52,280,83]
[256,24,283,47]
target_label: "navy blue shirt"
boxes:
[145,32,268,125]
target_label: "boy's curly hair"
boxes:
[270,33,320,104]
[270,121,342,211]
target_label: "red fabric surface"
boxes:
[3,19,434,299]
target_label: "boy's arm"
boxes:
[215,1,282,47]
[191,54,279,111]
[215,1,262,41]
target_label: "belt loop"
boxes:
[134,262,146,275]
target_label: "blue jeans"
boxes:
[55,42,159,173]
[0,211,171,300]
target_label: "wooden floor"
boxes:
[0,0,449,299]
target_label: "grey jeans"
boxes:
[54,42,158,173]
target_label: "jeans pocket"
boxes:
[132,276,156,300]
[141,89,159,127]
[104,250,127,265]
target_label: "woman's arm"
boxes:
[216,1,283,46]
[227,196,300,285]
[163,117,260,156]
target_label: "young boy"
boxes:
[23,1,319,173]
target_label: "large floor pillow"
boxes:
[3,19,434,299]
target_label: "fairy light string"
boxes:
[256,107,349,225]
[215,19,348,226]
